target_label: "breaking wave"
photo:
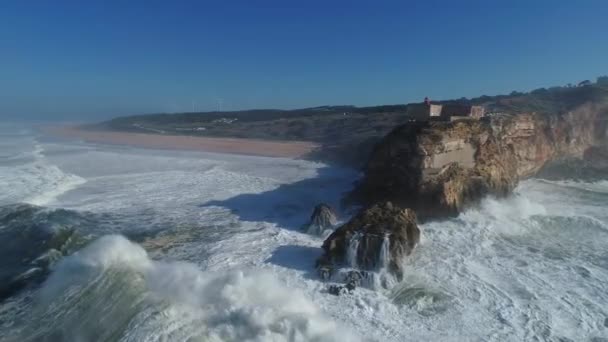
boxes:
[0,204,91,301]
[10,235,356,342]
[2,124,607,341]
[393,178,608,341]
[0,142,86,206]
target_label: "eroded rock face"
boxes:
[317,202,420,278]
[537,146,608,181]
[354,104,607,218]
[303,203,338,236]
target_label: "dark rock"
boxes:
[344,270,363,287]
[327,283,355,296]
[345,281,356,292]
[328,285,344,296]
[318,202,420,278]
[303,203,338,236]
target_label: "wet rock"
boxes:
[318,202,420,278]
[303,203,338,236]
[344,270,363,287]
[584,146,608,172]
[317,265,333,281]
[328,285,343,296]
[345,281,356,292]
[327,283,355,296]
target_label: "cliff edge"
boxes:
[353,103,607,219]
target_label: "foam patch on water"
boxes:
[0,142,86,206]
[23,235,357,341]
[459,192,547,236]
[401,180,608,341]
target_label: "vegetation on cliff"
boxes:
[94,77,608,167]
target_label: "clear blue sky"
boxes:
[1,0,607,120]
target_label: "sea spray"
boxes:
[25,143,86,206]
[377,233,390,271]
[346,232,361,268]
[21,235,357,342]
[335,232,398,291]
[7,122,607,340]
[371,234,396,290]
[0,141,86,206]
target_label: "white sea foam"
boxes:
[2,127,608,341]
[346,232,361,268]
[540,178,608,194]
[378,234,390,271]
[397,180,608,341]
[25,235,357,342]
[0,142,86,206]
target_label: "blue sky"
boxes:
[1,1,607,120]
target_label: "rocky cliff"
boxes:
[353,103,607,218]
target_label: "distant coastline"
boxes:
[88,78,608,168]
[44,125,319,158]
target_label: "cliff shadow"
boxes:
[199,165,359,231]
[265,244,322,279]
[350,122,427,209]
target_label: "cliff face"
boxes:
[354,104,607,218]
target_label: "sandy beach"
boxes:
[45,126,319,158]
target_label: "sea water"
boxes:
[1,123,607,341]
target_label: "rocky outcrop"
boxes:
[317,202,420,279]
[302,203,338,236]
[354,104,607,218]
[314,102,606,288]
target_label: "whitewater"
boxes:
[1,123,607,341]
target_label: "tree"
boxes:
[531,87,548,95]
[597,76,608,85]
[578,80,592,87]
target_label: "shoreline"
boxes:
[43,125,320,158]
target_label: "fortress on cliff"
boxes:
[407,97,485,121]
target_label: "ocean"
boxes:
[0,123,607,341]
